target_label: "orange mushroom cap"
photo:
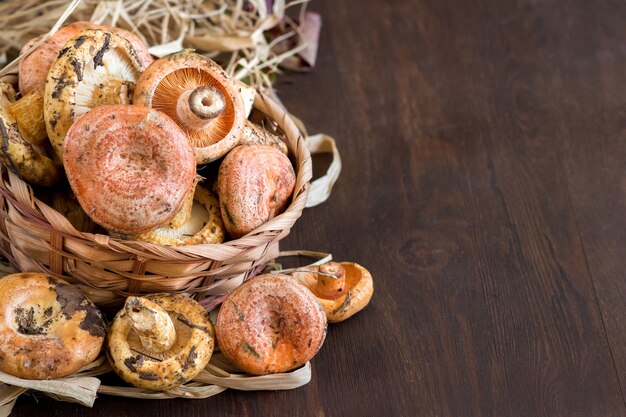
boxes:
[216,274,327,375]
[133,50,246,164]
[0,273,106,379]
[19,22,92,95]
[295,262,374,323]
[63,104,196,234]
[217,145,296,238]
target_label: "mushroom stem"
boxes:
[93,79,134,107]
[176,86,226,130]
[124,296,176,353]
[315,262,346,300]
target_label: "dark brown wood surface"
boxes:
[12,0,626,416]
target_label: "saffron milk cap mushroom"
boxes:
[18,22,94,96]
[133,49,246,164]
[0,272,106,379]
[217,144,296,238]
[19,21,152,96]
[295,262,374,323]
[7,88,48,146]
[63,104,196,234]
[107,294,215,390]
[0,82,60,185]
[128,184,225,246]
[44,29,144,160]
[216,274,327,375]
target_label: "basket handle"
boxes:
[305,134,341,208]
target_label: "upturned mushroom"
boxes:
[44,29,145,160]
[63,104,196,234]
[19,21,152,96]
[0,272,106,379]
[0,82,60,185]
[294,262,374,323]
[17,22,152,146]
[133,49,246,164]
[18,22,93,96]
[217,144,296,238]
[128,184,225,246]
[216,274,327,375]
[107,294,215,390]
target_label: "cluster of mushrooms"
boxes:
[0,22,374,391]
[0,261,372,388]
[2,21,294,243]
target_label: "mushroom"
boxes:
[294,262,374,323]
[93,23,154,68]
[215,274,327,375]
[0,81,60,185]
[63,104,196,234]
[7,89,47,145]
[0,272,106,379]
[16,22,152,146]
[239,121,288,154]
[167,175,200,229]
[217,144,296,238]
[128,184,226,246]
[18,22,92,96]
[107,294,215,390]
[44,29,145,160]
[19,21,152,96]
[133,49,246,164]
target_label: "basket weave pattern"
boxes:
[0,92,312,306]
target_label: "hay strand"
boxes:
[0,0,317,92]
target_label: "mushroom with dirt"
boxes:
[217,144,296,238]
[0,272,106,379]
[63,104,196,234]
[128,184,226,246]
[216,274,327,375]
[239,120,288,154]
[294,261,374,323]
[133,49,247,164]
[20,21,152,96]
[0,81,60,185]
[44,29,145,160]
[17,22,152,146]
[107,294,215,390]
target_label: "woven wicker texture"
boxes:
[0,92,312,307]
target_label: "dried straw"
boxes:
[0,0,312,92]
[0,353,310,406]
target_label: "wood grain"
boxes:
[11,0,626,416]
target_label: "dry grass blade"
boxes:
[0,353,310,404]
[0,0,314,92]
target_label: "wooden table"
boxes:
[14,0,626,416]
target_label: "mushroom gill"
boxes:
[44,30,144,161]
[74,47,141,118]
[152,68,236,149]
[133,50,246,164]
[129,185,225,246]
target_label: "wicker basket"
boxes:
[0,91,312,308]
